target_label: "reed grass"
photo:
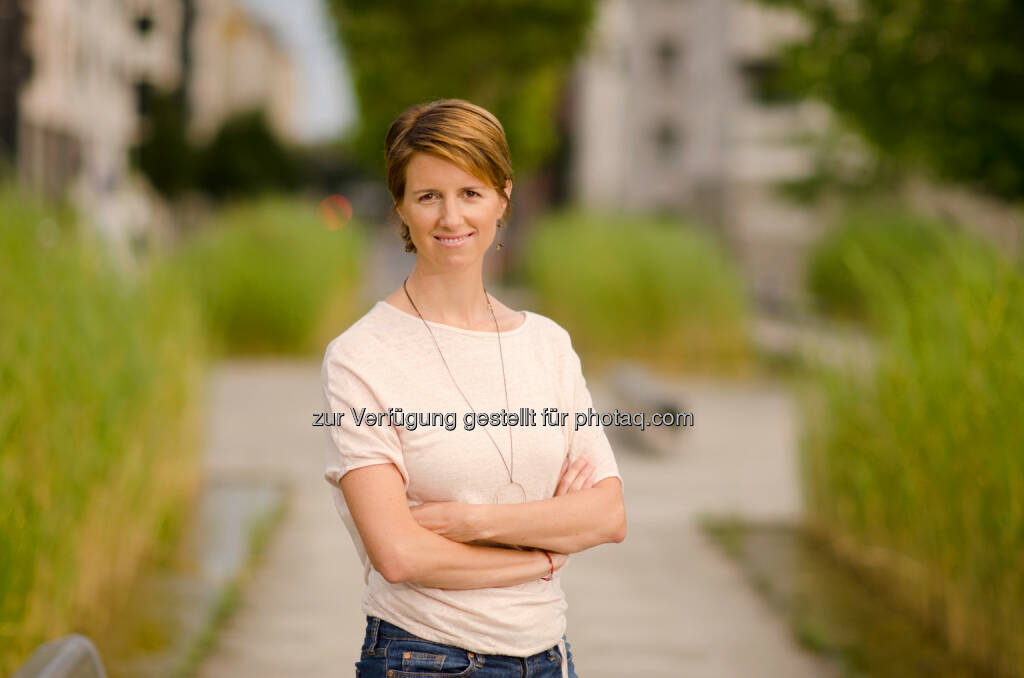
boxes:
[806,204,948,323]
[169,195,365,356]
[803,220,1024,675]
[0,186,205,675]
[520,211,753,374]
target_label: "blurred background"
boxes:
[2,0,1023,677]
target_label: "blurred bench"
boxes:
[606,361,690,456]
[11,635,106,678]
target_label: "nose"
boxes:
[439,196,464,229]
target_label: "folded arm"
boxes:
[340,463,566,589]
[412,458,627,554]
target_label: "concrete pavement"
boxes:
[194,359,837,678]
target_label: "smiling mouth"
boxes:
[434,233,475,245]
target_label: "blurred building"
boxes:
[15,0,182,201]
[570,0,830,308]
[0,0,298,264]
[189,0,298,144]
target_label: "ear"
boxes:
[503,179,513,203]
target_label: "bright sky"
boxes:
[242,0,357,144]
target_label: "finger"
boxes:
[583,469,596,490]
[410,509,429,527]
[555,471,569,497]
[555,466,576,496]
[564,457,589,488]
[569,460,593,493]
[555,456,581,496]
[569,469,587,492]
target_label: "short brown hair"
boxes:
[384,99,513,253]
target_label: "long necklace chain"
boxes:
[402,277,517,485]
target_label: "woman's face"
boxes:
[396,152,510,271]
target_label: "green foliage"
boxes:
[0,186,204,674]
[328,0,595,175]
[131,88,195,198]
[169,196,366,356]
[804,226,1024,673]
[806,205,949,322]
[520,211,754,374]
[195,111,300,199]
[131,92,300,200]
[758,0,1024,200]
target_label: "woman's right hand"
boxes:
[554,455,596,496]
[540,549,569,579]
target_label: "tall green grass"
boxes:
[170,196,365,356]
[803,221,1024,675]
[520,211,753,374]
[0,187,205,674]
[806,205,948,323]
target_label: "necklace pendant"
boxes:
[494,481,527,504]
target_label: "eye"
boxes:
[464,189,481,198]
[417,192,437,202]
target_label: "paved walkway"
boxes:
[194,358,837,678]
[196,361,364,678]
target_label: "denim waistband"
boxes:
[365,615,563,662]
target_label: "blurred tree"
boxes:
[132,87,195,198]
[328,0,596,176]
[194,110,299,199]
[133,93,301,200]
[757,0,1024,200]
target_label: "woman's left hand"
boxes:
[554,455,596,496]
[410,502,479,543]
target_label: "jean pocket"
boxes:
[403,650,447,672]
[385,638,479,677]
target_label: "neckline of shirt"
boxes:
[376,300,532,337]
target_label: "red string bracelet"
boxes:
[541,550,553,581]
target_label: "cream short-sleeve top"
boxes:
[321,301,621,657]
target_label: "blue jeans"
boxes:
[354,616,579,678]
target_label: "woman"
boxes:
[321,99,626,678]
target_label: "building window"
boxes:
[737,57,798,105]
[653,122,681,165]
[654,39,680,80]
[135,14,154,36]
